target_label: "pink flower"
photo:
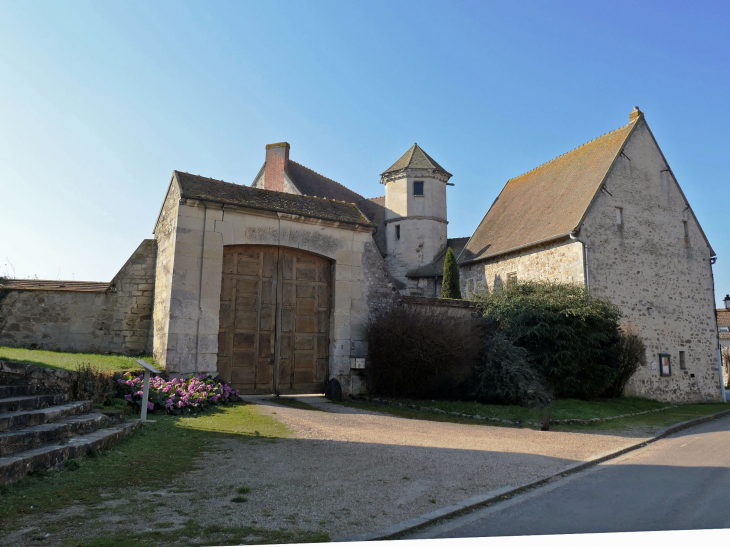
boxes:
[124,394,132,401]
[147,402,154,410]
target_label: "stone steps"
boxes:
[0,412,112,457]
[0,420,139,485]
[0,393,68,413]
[0,400,94,432]
[0,385,31,398]
[0,363,141,485]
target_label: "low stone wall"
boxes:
[0,240,156,355]
[0,360,78,395]
[401,295,478,320]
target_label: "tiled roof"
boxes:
[718,309,730,340]
[460,118,639,263]
[175,171,374,228]
[0,279,111,292]
[382,144,451,176]
[287,161,365,203]
[406,237,471,278]
[356,196,387,255]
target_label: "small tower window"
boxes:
[683,220,689,238]
[413,181,424,196]
[395,225,401,240]
[615,207,623,226]
[679,350,686,370]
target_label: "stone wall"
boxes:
[581,120,722,403]
[152,180,181,368]
[401,295,478,321]
[0,360,78,395]
[458,239,585,298]
[0,240,157,355]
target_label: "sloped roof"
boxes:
[287,160,365,203]
[718,309,730,340]
[459,118,639,263]
[406,237,470,278]
[382,143,451,176]
[0,279,111,292]
[356,196,387,255]
[175,171,374,228]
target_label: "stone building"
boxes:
[458,107,724,403]
[0,107,724,401]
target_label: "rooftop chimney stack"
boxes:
[629,106,643,122]
[263,142,290,192]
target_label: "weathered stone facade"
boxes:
[0,240,156,355]
[457,114,723,403]
[580,121,721,402]
[151,177,398,395]
[459,239,585,298]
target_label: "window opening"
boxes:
[679,350,686,370]
[506,272,517,286]
[615,207,623,226]
[413,181,424,196]
[395,225,401,240]
[659,353,672,377]
[683,220,689,238]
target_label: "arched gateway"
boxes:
[216,245,331,394]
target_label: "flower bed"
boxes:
[117,373,240,414]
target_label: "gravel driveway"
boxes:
[187,395,651,540]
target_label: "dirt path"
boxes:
[6,397,651,545]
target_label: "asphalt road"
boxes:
[412,415,730,538]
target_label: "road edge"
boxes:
[340,407,730,542]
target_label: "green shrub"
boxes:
[472,281,622,400]
[70,363,118,406]
[441,247,462,299]
[459,320,552,408]
[366,304,481,398]
[603,324,646,397]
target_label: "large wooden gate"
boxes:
[217,245,330,394]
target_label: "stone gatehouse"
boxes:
[0,108,724,401]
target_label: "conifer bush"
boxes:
[441,247,462,299]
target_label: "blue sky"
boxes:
[1,0,729,304]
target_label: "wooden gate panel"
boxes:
[218,245,330,394]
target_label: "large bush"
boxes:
[472,281,622,400]
[366,304,481,398]
[603,324,646,398]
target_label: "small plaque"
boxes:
[136,359,161,374]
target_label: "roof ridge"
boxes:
[363,195,385,200]
[288,160,363,199]
[505,120,636,183]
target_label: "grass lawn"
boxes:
[0,346,159,373]
[0,402,328,545]
[338,396,728,433]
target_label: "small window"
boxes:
[679,350,686,370]
[659,354,671,377]
[720,326,729,333]
[506,272,517,286]
[683,220,689,238]
[413,181,424,196]
[395,225,401,240]
[615,207,623,226]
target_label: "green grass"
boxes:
[0,346,159,373]
[0,402,290,529]
[338,396,725,432]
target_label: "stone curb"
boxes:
[340,407,730,542]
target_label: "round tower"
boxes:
[380,143,452,292]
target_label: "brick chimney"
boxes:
[263,142,290,192]
[629,106,643,122]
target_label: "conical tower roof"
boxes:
[381,143,451,176]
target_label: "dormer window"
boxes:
[413,181,424,196]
